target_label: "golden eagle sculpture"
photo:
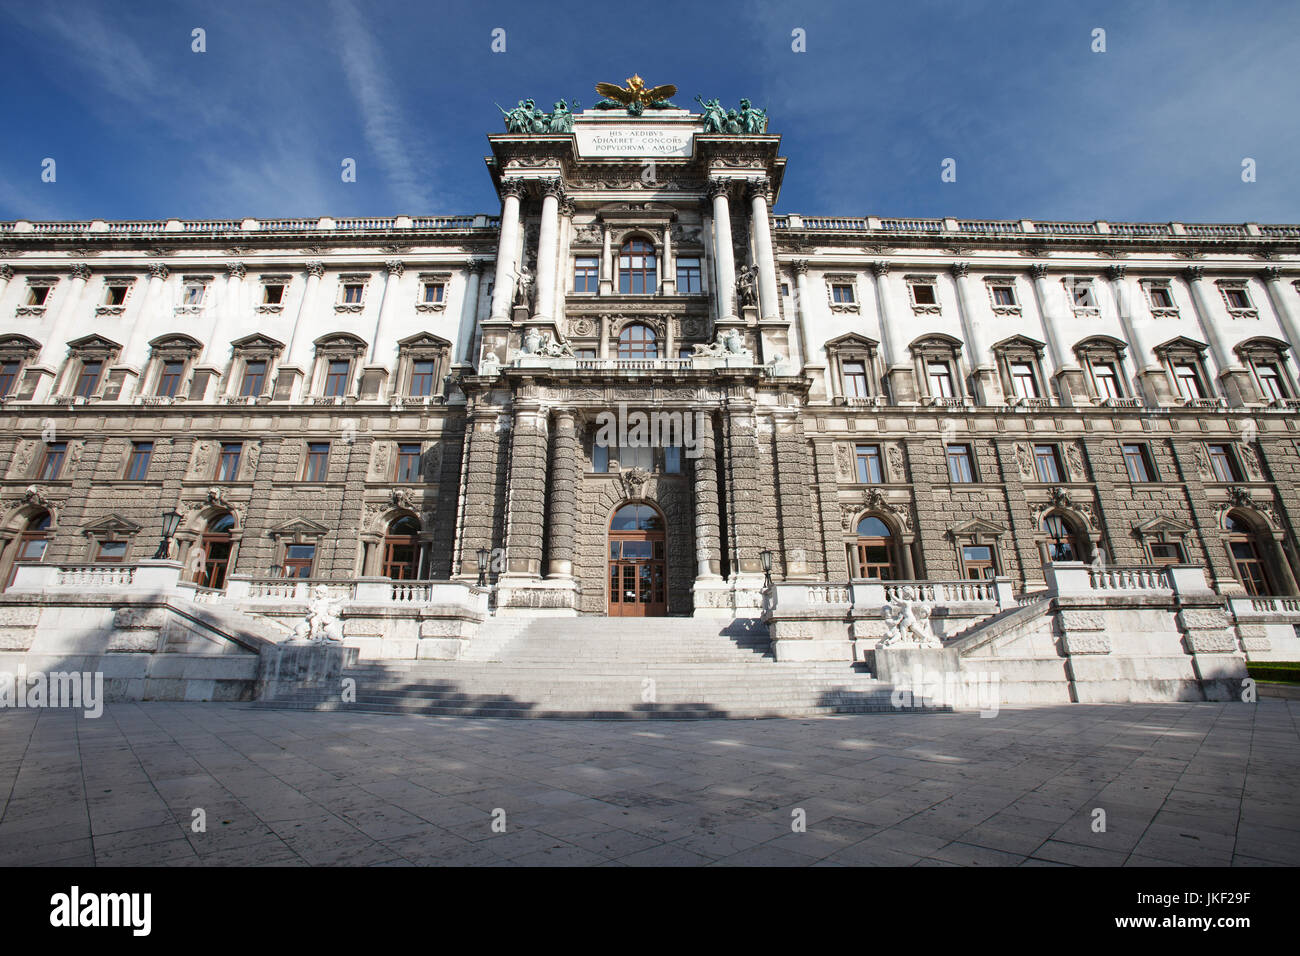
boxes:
[594,74,677,114]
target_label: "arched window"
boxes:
[618,324,659,359]
[5,510,51,588]
[195,512,236,589]
[1042,512,1085,563]
[618,239,657,294]
[854,516,898,580]
[1225,512,1273,596]
[383,515,422,580]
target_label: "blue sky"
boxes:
[1,0,1297,224]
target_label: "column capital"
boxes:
[226,261,246,279]
[1183,265,1206,282]
[1105,264,1127,281]
[69,263,92,282]
[950,261,969,279]
[465,257,484,275]
[871,260,890,278]
[384,259,405,277]
[792,259,809,276]
[500,178,528,200]
[539,178,566,201]
[706,178,732,201]
[305,260,326,278]
[1260,266,1283,283]
[1028,263,1049,280]
[0,264,14,282]
[746,177,773,202]
[147,262,169,280]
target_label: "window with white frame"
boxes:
[905,276,941,314]
[910,335,964,403]
[227,335,284,402]
[20,278,56,314]
[993,336,1047,403]
[62,335,122,401]
[416,273,449,313]
[335,275,369,312]
[0,334,41,399]
[1217,280,1258,319]
[825,334,880,402]
[98,278,134,315]
[258,276,290,313]
[825,275,859,311]
[1235,337,1294,403]
[177,277,210,313]
[985,278,1020,315]
[310,333,366,400]
[1156,338,1212,402]
[1063,276,1098,314]
[1074,337,1129,403]
[1142,280,1178,316]
[145,334,202,401]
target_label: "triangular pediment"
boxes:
[1134,515,1192,536]
[1154,335,1207,354]
[825,332,879,351]
[231,333,286,352]
[992,334,1045,353]
[67,333,123,352]
[950,517,1006,537]
[268,516,330,537]
[81,514,142,535]
[398,332,453,350]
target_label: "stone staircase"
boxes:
[257,616,943,719]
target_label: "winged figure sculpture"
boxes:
[594,74,677,113]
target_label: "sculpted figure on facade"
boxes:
[879,587,941,648]
[292,585,345,644]
[736,265,758,308]
[692,328,752,361]
[512,264,535,310]
[539,333,574,357]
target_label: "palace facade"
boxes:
[3,104,1300,631]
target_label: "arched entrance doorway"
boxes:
[5,510,51,588]
[383,515,421,579]
[853,516,899,579]
[194,512,235,589]
[1225,511,1273,596]
[608,503,666,616]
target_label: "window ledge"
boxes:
[414,303,446,313]
[1149,307,1180,319]
[1228,308,1259,320]
[15,306,46,317]
[910,304,942,315]
[256,304,284,314]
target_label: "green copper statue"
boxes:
[497,97,582,134]
[695,95,768,134]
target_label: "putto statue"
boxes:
[292,584,345,644]
[879,587,941,648]
[594,74,677,115]
[695,95,768,134]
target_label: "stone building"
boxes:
[3,98,1300,638]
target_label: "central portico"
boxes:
[455,94,806,618]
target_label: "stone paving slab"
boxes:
[0,700,1296,867]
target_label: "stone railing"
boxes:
[7,560,186,594]
[56,565,137,588]
[228,577,354,602]
[1228,594,1300,617]
[770,216,1288,239]
[1088,565,1169,591]
[768,577,1012,612]
[0,216,499,237]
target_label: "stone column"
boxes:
[1107,265,1165,405]
[692,412,722,578]
[598,314,610,359]
[37,262,92,370]
[453,410,506,579]
[533,179,562,322]
[1028,263,1083,404]
[708,180,737,320]
[545,410,577,578]
[771,410,817,578]
[206,260,244,366]
[600,222,614,295]
[489,180,526,321]
[792,260,814,368]
[873,261,915,402]
[0,264,12,300]
[123,263,169,369]
[286,261,324,360]
[951,262,1001,404]
[748,178,780,320]
[1260,268,1300,360]
[1184,266,1254,405]
[722,405,763,574]
[502,404,548,577]
[369,259,404,364]
[455,260,484,365]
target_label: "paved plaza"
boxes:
[1,701,1297,867]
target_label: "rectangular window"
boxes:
[74,361,102,399]
[182,283,206,306]
[1256,363,1287,401]
[283,544,316,579]
[947,444,975,483]
[576,349,597,359]
[157,360,184,398]
[410,359,437,396]
[855,444,883,484]
[240,360,267,398]
[573,257,599,293]
[831,283,855,304]
[304,442,330,482]
[125,441,153,481]
[928,361,955,398]
[395,443,422,482]
[1207,444,1240,482]
[1034,444,1062,483]
[1173,362,1204,399]
[1010,361,1039,398]
[1224,288,1251,309]
[991,285,1016,306]
[39,442,66,480]
[1148,286,1174,309]
[27,286,50,306]
[780,282,790,297]
[1069,281,1095,307]
[1092,362,1122,400]
[263,283,285,304]
[342,283,364,304]
[217,442,242,481]
[96,540,127,563]
[0,361,19,397]
[664,446,681,474]
[619,445,652,471]
[912,283,937,305]
[676,257,702,294]
[105,285,128,306]
[1122,443,1155,482]
[592,443,609,472]
[842,360,869,398]
[1149,542,1185,565]
[422,282,445,304]
[961,545,996,580]
[324,359,350,397]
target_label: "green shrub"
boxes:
[1247,662,1300,683]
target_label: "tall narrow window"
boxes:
[0,361,18,397]
[39,442,67,480]
[618,239,657,294]
[217,442,242,481]
[1034,444,1062,483]
[342,283,364,304]
[676,257,702,294]
[1256,362,1287,401]
[573,257,599,293]
[409,360,437,397]
[125,441,153,481]
[240,360,267,398]
[928,361,955,398]
[842,360,869,398]
[1010,361,1039,398]
[1173,362,1204,399]
[395,443,422,482]
[324,359,350,397]
[854,444,883,483]
[1122,444,1155,482]
[156,360,184,398]
[304,443,330,482]
[1207,444,1241,482]
[1092,362,1122,400]
[947,444,975,483]
[74,361,102,399]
